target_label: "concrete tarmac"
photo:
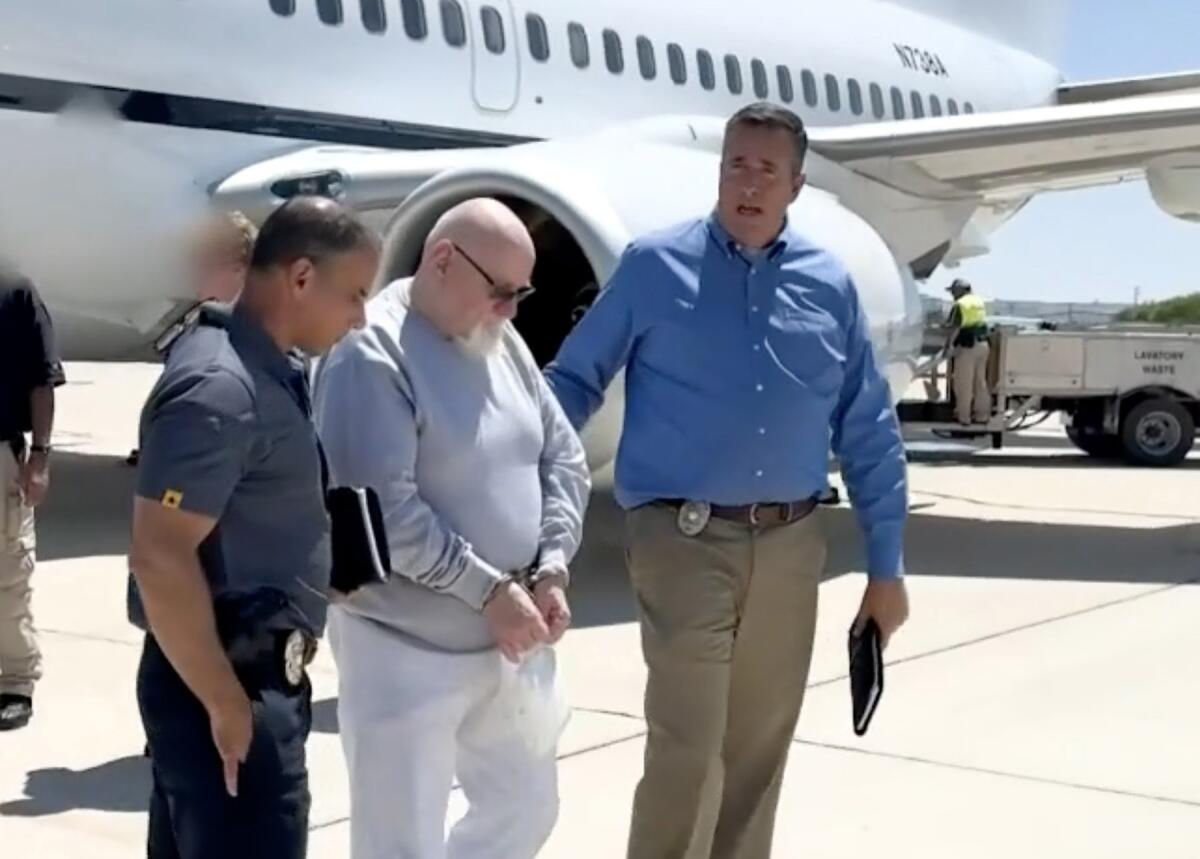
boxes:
[2,362,1198,857]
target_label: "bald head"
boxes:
[412,197,537,355]
[424,197,536,261]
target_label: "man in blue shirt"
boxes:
[545,102,910,859]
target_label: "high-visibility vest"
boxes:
[955,293,987,328]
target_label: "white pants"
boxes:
[328,607,559,859]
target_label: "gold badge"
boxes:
[161,489,183,509]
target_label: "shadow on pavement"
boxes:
[0,755,149,817]
[904,429,1200,470]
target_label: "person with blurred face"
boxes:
[312,197,590,859]
[188,210,258,304]
[546,103,911,859]
[127,196,378,859]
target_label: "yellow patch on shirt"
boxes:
[161,489,183,509]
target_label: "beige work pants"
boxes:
[0,445,39,698]
[953,341,992,424]
[624,502,826,859]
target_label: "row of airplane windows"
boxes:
[267,0,976,120]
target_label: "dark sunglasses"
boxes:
[451,242,536,304]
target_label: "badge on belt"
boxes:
[676,500,711,537]
[283,630,310,687]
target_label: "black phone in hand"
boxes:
[848,616,884,736]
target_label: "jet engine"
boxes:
[373,127,923,472]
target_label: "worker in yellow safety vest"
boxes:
[943,278,992,425]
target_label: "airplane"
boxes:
[2,0,1199,470]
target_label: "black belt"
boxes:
[660,496,818,527]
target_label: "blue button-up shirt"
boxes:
[544,212,907,578]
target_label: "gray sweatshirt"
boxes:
[312,278,591,652]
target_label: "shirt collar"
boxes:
[706,210,792,263]
[224,301,299,387]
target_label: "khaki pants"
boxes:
[624,503,826,859]
[1,445,39,698]
[952,341,991,424]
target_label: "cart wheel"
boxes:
[1119,398,1195,467]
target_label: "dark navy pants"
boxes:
[136,634,312,858]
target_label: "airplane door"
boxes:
[466,0,520,112]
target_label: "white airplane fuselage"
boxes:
[0,0,1066,425]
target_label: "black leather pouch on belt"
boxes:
[212,587,315,694]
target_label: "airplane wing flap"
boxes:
[1057,70,1200,105]
[809,93,1200,212]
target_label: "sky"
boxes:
[936,1,1200,306]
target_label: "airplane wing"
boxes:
[807,91,1200,220]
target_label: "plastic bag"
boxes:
[500,645,571,758]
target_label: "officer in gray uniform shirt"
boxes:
[127,197,378,859]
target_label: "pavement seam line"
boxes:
[791,738,1200,809]
[809,574,1200,689]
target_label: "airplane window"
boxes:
[440,0,466,46]
[317,0,343,26]
[481,6,505,54]
[568,22,590,68]
[776,65,794,103]
[947,98,959,115]
[269,0,295,15]
[824,74,841,111]
[603,29,624,74]
[400,0,425,38]
[869,83,885,118]
[751,60,768,98]
[890,86,905,119]
[526,14,550,61]
[929,94,942,117]
[964,101,975,113]
[667,43,687,85]
[801,70,817,107]
[697,50,716,90]
[724,55,743,94]
[910,91,925,118]
[637,36,657,80]
[848,78,863,116]
[360,0,386,32]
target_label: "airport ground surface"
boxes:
[2,362,1198,857]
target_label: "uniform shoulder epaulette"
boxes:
[153,300,231,355]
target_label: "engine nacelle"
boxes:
[378,136,922,471]
[1146,153,1200,222]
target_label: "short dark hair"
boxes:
[725,102,809,172]
[249,196,378,271]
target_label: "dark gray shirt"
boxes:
[127,303,331,634]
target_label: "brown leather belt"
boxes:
[661,497,818,527]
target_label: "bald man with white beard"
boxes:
[312,198,591,859]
